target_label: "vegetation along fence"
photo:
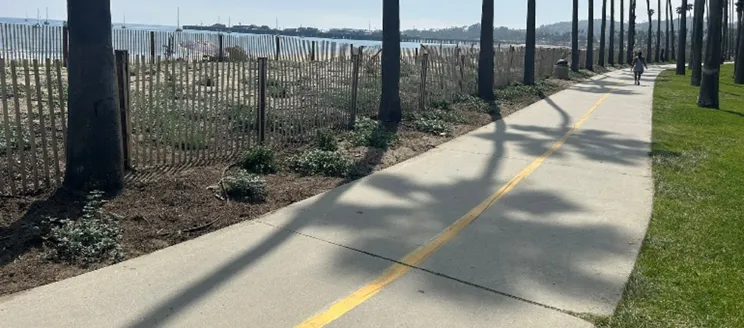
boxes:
[1,22,584,196]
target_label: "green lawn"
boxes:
[597,65,744,327]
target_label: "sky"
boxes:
[5,0,687,30]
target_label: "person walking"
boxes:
[632,51,649,85]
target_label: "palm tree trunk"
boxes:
[647,0,653,62]
[656,0,662,61]
[691,0,706,85]
[379,0,402,125]
[588,0,595,70]
[610,0,616,64]
[677,0,688,75]
[628,0,636,63]
[620,0,626,64]
[478,0,495,100]
[698,0,724,108]
[666,0,670,61]
[724,0,729,60]
[524,0,536,85]
[572,0,580,71]
[670,0,676,60]
[64,0,124,194]
[600,0,607,66]
[735,1,744,83]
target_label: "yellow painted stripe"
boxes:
[295,92,612,328]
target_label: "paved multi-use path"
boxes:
[0,67,664,328]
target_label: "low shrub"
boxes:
[290,149,353,177]
[0,124,30,154]
[348,117,399,149]
[314,129,338,151]
[43,191,124,265]
[240,145,279,174]
[413,117,452,135]
[221,170,268,203]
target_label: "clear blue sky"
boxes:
[6,0,683,30]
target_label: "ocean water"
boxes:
[0,16,448,61]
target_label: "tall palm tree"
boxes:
[610,0,616,64]
[691,0,706,85]
[735,0,744,83]
[724,0,729,59]
[572,0,580,71]
[656,0,662,61]
[524,0,536,85]
[698,0,724,108]
[628,0,637,63]
[647,4,654,62]
[379,0,402,126]
[620,0,626,64]
[64,0,124,194]
[666,0,670,61]
[677,0,689,75]
[600,0,608,66]
[478,0,495,101]
[588,0,595,70]
[670,0,676,60]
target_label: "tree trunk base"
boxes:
[697,71,720,109]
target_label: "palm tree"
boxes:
[691,0,706,85]
[646,4,654,63]
[698,0,724,108]
[724,0,729,60]
[524,0,536,85]
[572,0,580,71]
[600,0,608,66]
[669,0,676,60]
[677,0,689,75]
[479,0,495,101]
[656,0,662,61]
[665,0,671,61]
[588,0,595,70]
[379,0,402,126]
[64,0,124,194]
[610,0,616,65]
[735,0,744,83]
[620,0,625,64]
[628,0,637,63]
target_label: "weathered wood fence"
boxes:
[1,22,585,196]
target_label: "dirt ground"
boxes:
[0,75,589,296]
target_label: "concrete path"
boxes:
[0,67,664,328]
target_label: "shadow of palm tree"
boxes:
[120,73,652,326]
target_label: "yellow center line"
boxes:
[295,92,612,328]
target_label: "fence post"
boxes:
[257,57,268,144]
[458,53,465,94]
[311,41,316,61]
[419,52,429,111]
[218,34,224,62]
[349,53,361,129]
[114,50,132,169]
[62,24,69,68]
[275,36,281,61]
[149,31,155,62]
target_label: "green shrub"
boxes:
[267,79,288,98]
[240,145,278,174]
[43,191,124,265]
[221,170,268,203]
[413,109,465,124]
[0,125,30,154]
[414,117,452,135]
[314,129,338,151]
[348,117,399,149]
[290,150,353,177]
[451,94,492,113]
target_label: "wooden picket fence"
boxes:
[1,31,583,196]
